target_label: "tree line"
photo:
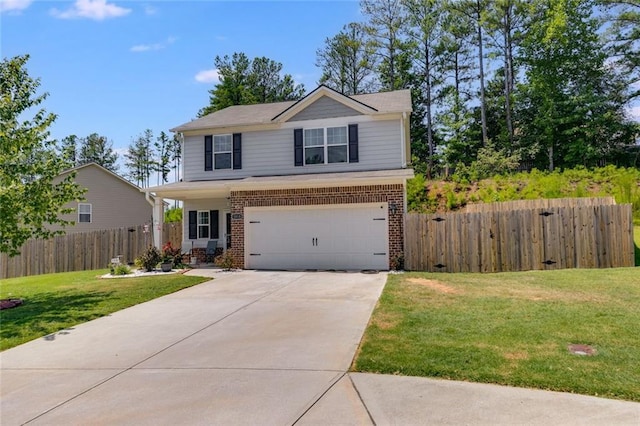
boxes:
[201,0,640,176]
[57,129,182,189]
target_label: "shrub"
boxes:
[135,246,162,272]
[390,253,404,271]
[214,250,236,271]
[161,241,181,267]
[112,264,131,275]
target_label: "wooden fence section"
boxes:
[162,222,183,247]
[405,202,634,273]
[0,223,183,280]
[464,197,616,213]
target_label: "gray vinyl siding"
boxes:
[287,97,363,121]
[51,165,153,233]
[183,119,402,181]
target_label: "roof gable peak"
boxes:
[271,85,378,123]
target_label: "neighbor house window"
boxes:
[198,211,209,238]
[214,135,232,169]
[78,203,92,223]
[304,126,347,165]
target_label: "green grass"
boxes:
[354,268,640,402]
[0,270,209,351]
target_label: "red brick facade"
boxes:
[228,184,405,269]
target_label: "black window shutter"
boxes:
[188,210,197,239]
[233,133,242,170]
[348,124,359,163]
[294,128,303,166]
[210,210,219,239]
[204,136,213,171]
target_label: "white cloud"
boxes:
[129,36,176,53]
[195,69,221,84]
[51,0,131,21]
[0,0,33,13]
[143,4,156,15]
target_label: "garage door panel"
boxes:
[245,203,388,270]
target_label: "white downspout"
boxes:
[401,112,407,168]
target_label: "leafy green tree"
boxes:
[59,135,79,165]
[0,55,85,256]
[484,0,526,149]
[164,206,182,223]
[78,133,119,172]
[316,22,378,95]
[403,0,447,177]
[155,131,171,186]
[519,0,636,170]
[361,0,413,91]
[199,52,305,116]
[124,129,154,188]
[600,0,640,101]
[437,3,479,170]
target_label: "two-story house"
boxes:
[144,85,413,270]
[53,162,154,233]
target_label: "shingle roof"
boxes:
[171,87,412,132]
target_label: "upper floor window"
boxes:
[205,134,241,171]
[78,203,92,223]
[304,126,348,165]
[214,135,232,169]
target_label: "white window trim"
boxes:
[78,203,92,223]
[303,126,348,166]
[197,210,210,239]
[213,134,232,170]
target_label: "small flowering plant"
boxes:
[161,241,181,266]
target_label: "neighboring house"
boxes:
[144,85,413,270]
[52,163,154,233]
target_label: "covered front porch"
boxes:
[145,180,233,263]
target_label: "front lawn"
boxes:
[354,268,640,402]
[0,270,209,351]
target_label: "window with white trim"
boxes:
[214,135,232,169]
[304,126,348,165]
[197,211,210,238]
[78,203,92,223]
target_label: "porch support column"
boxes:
[153,197,164,249]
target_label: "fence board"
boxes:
[405,199,634,273]
[0,223,184,279]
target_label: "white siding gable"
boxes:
[287,96,363,122]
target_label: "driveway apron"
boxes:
[0,270,386,425]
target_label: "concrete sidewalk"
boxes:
[1,269,639,425]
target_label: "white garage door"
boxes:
[245,203,389,271]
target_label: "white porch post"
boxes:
[153,197,164,249]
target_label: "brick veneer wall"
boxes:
[229,184,405,269]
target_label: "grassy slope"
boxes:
[354,268,640,402]
[0,270,208,351]
[409,167,640,224]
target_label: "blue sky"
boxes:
[1,0,363,160]
[2,0,638,166]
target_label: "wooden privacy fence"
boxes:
[405,198,634,273]
[0,223,183,279]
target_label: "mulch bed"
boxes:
[0,298,24,310]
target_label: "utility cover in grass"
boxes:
[568,344,597,356]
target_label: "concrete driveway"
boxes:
[2,270,639,425]
[1,270,386,425]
